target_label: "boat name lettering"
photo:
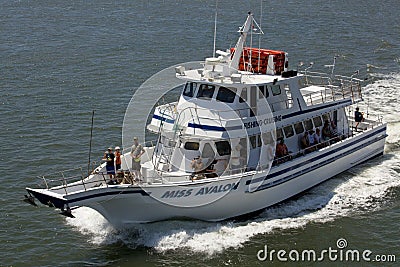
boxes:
[160,182,239,199]
[244,115,282,129]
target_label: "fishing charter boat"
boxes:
[25,13,387,227]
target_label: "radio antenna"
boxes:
[213,0,218,58]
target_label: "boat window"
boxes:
[258,85,269,98]
[257,134,262,147]
[239,88,247,103]
[275,128,284,140]
[216,87,237,103]
[197,84,215,100]
[313,116,323,128]
[283,125,295,138]
[262,131,274,145]
[184,142,199,150]
[304,119,314,131]
[202,143,215,158]
[271,84,281,96]
[215,141,231,156]
[249,135,259,149]
[294,121,304,134]
[183,82,196,97]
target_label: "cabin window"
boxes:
[258,85,269,98]
[183,82,196,97]
[283,125,295,138]
[184,142,199,150]
[249,135,262,149]
[304,119,314,131]
[275,128,284,140]
[262,131,274,145]
[202,143,215,158]
[313,116,323,128]
[216,87,237,103]
[294,121,304,134]
[215,141,231,156]
[271,84,281,96]
[239,88,247,103]
[197,84,215,99]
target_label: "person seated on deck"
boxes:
[190,157,204,180]
[322,121,333,142]
[313,128,323,148]
[230,143,243,174]
[354,107,364,131]
[276,138,291,163]
[300,131,310,150]
[308,130,318,152]
[204,159,218,178]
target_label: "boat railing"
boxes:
[35,164,111,194]
[299,71,363,105]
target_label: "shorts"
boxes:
[106,165,115,174]
[132,160,141,171]
[116,164,121,171]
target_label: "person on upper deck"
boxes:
[355,107,364,130]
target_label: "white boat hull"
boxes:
[29,125,385,227]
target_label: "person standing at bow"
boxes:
[130,137,145,181]
[103,147,115,183]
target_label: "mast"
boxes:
[229,12,254,70]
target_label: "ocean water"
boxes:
[0,0,399,266]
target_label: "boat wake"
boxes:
[65,73,400,255]
[65,152,400,255]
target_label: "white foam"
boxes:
[65,73,400,255]
[64,153,400,255]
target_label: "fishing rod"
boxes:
[87,110,95,176]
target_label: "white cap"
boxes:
[115,146,120,150]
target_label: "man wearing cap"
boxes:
[131,137,145,180]
[102,147,115,182]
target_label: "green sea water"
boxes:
[1,0,399,266]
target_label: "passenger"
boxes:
[276,138,290,162]
[300,131,310,149]
[308,130,316,145]
[314,128,321,144]
[190,157,204,180]
[115,146,122,171]
[230,143,243,173]
[130,137,145,181]
[308,130,320,151]
[322,121,333,141]
[354,107,364,130]
[102,147,115,183]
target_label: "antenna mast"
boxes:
[213,0,218,58]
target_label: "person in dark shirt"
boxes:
[354,107,364,130]
[103,147,115,182]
